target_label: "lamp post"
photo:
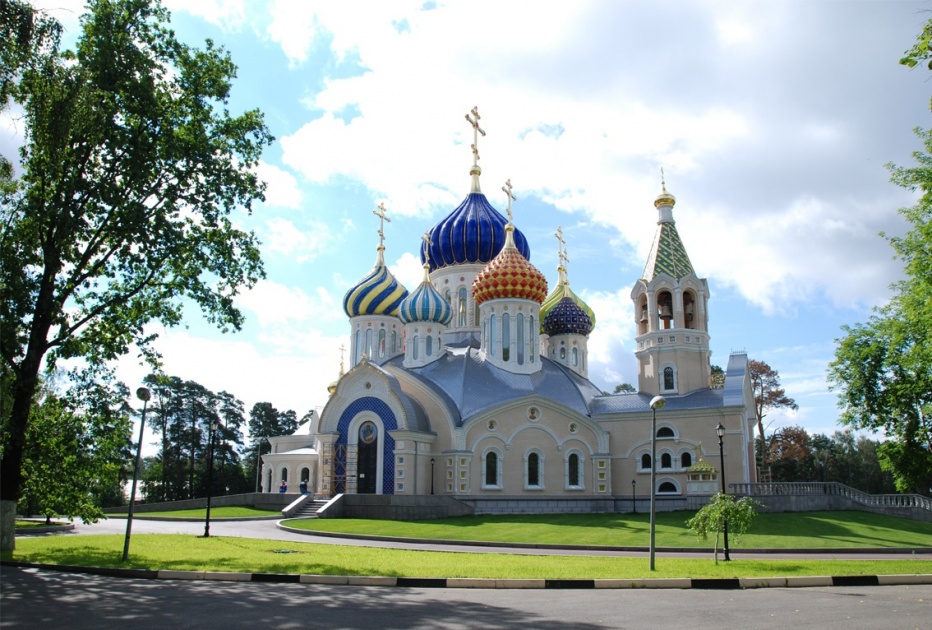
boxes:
[122,387,150,562]
[648,395,666,571]
[631,479,636,514]
[430,458,435,495]
[204,419,219,538]
[254,437,266,493]
[715,422,731,562]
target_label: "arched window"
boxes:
[378,329,386,358]
[681,452,693,468]
[529,317,536,362]
[661,453,672,469]
[413,335,419,359]
[458,288,468,326]
[640,453,651,470]
[657,426,675,438]
[365,328,373,358]
[567,452,583,489]
[489,314,496,355]
[426,335,433,357]
[663,366,675,390]
[280,468,288,482]
[572,346,578,366]
[517,313,525,365]
[523,449,546,490]
[301,467,310,482]
[658,481,679,494]
[484,450,501,488]
[354,330,361,364]
[560,346,566,360]
[502,313,511,361]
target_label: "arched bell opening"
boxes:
[657,290,674,330]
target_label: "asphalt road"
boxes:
[2,565,930,629]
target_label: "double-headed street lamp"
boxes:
[204,419,220,538]
[716,422,731,561]
[648,394,666,571]
[122,386,150,562]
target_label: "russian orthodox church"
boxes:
[259,109,757,513]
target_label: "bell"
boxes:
[660,304,672,319]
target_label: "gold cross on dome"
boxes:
[465,106,486,168]
[373,202,390,248]
[421,231,433,267]
[339,343,346,376]
[502,178,516,224]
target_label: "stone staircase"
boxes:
[292,498,329,519]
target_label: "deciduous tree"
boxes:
[748,359,798,469]
[0,0,272,549]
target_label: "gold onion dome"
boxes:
[472,225,548,305]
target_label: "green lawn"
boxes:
[285,510,932,549]
[108,506,280,519]
[5,534,931,579]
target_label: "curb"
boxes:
[2,561,930,590]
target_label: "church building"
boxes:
[259,109,757,513]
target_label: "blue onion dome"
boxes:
[420,193,531,272]
[540,268,596,333]
[543,296,593,337]
[399,265,453,325]
[343,246,409,317]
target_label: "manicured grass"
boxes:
[4,534,931,579]
[287,511,932,549]
[14,520,65,529]
[108,506,280,519]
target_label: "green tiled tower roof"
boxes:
[642,183,695,281]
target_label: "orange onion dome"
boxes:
[472,225,548,305]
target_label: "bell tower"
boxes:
[631,178,712,396]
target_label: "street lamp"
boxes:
[716,422,731,562]
[631,479,636,514]
[430,458,435,495]
[204,419,219,538]
[648,394,666,571]
[122,386,150,562]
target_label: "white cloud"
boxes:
[261,217,333,263]
[255,161,302,210]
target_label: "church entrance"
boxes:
[357,421,379,494]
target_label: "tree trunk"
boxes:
[0,500,17,551]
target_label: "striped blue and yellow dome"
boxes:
[343,246,409,318]
[421,192,531,272]
[399,266,453,325]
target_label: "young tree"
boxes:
[710,365,725,388]
[748,360,798,469]
[686,493,763,564]
[0,0,272,549]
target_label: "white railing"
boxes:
[731,482,932,513]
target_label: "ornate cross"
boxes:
[661,167,668,193]
[373,202,390,248]
[421,231,433,268]
[502,178,516,224]
[339,343,346,376]
[465,106,485,168]
[555,226,569,285]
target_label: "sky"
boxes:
[11,0,932,449]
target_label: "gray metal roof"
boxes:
[387,348,603,426]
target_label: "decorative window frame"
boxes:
[659,449,674,470]
[524,448,545,491]
[482,447,503,490]
[660,361,678,393]
[638,450,652,472]
[656,478,681,495]
[655,423,677,439]
[678,449,694,470]
[564,449,585,490]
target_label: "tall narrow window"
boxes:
[426,335,433,357]
[572,346,578,366]
[663,366,675,390]
[354,330,361,365]
[517,313,525,365]
[529,316,536,362]
[527,452,540,487]
[661,453,672,469]
[641,453,651,469]
[413,335,419,359]
[365,328,373,359]
[485,452,498,486]
[378,329,386,358]
[458,288,467,326]
[568,453,580,486]
[489,314,496,355]
[391,330,397,354]
[502,313,511,361]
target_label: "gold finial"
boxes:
[421,231,433,271]
[465,106,485,172]
[502,178,516,224]
[373,202,390,249]
[555,227,569,286]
